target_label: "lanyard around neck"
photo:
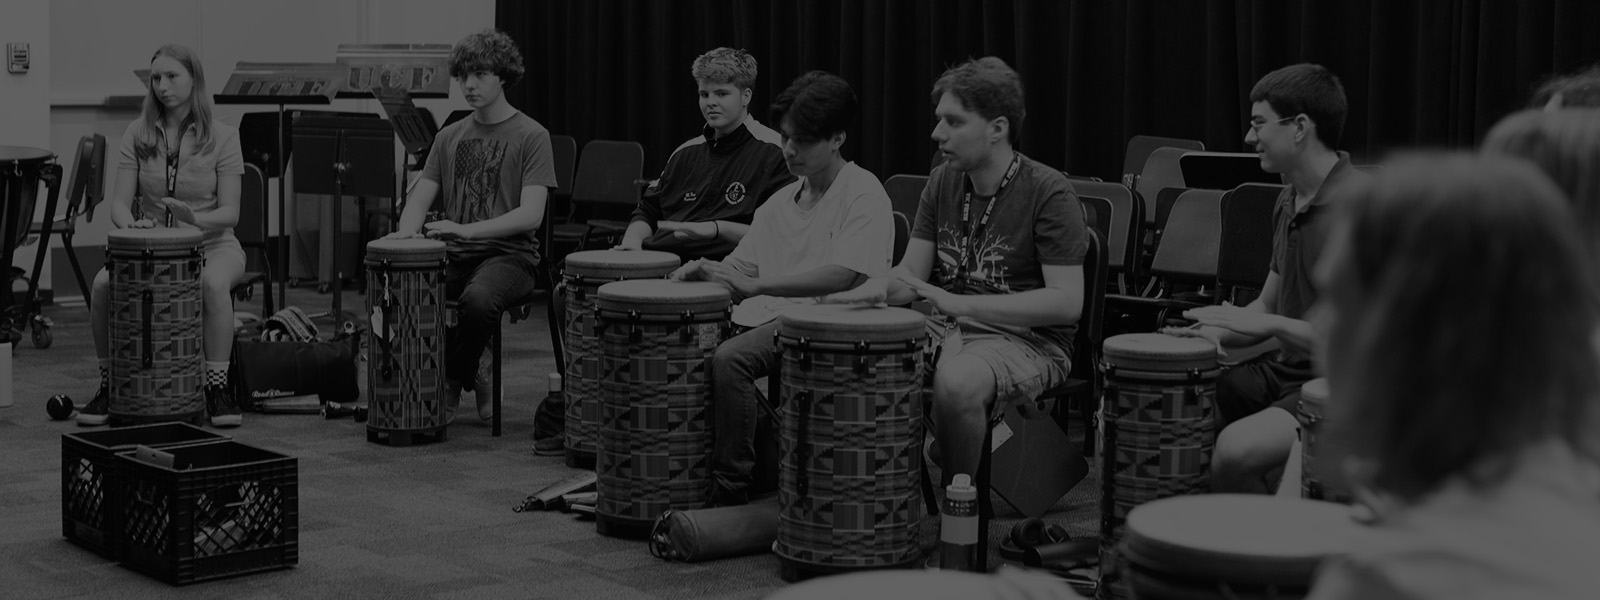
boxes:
[955,152,1023,291]
[162,124,183,198]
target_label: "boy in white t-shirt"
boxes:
[669,70,893,506]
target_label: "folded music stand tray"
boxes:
[291,115,394,325]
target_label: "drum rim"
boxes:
[595,279,731,305]
[0,145,55,162]
[1120,494,1355,585]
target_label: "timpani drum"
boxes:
[562,250,681,469]
[1,146,58,346]
[773,305,927,581]
[593,279,730,538]
[107,228,206,425]
[365,238,449,446]
[1119,495,1358,600]
[1097,333,1220,599]
[1298,378,1352,503]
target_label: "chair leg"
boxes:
[976,423,995,572]
[492,317,503,437]
[63,234,90,313]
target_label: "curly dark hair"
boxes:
[449,29,525,88]
[770,71,858,142]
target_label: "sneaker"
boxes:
[532,392,566,451]
[444,379,463,425]
[533,436,565,456]
[76,386,110,427]
[473,351,495,421]
[207,385,242,428]
[707,483,749,508]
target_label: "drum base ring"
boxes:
[595,513,655,540]
[564,447,596,470]
[777,552,924,583]
[366,425,449,447]
[108,410,205,428]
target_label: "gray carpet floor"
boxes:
[0,283,1102,599]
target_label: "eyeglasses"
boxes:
[1247,115,1298,134]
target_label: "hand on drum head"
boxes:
[612,238,642,251]
[423,219,471,241]
[899,274,971,318]
[821,277,888,306]
[700,261,758,299]
[1182,304,1279,338]
[127,219,156,229]
[657,220,715,241]
[1158,324,1228,358]
[158,197,196,225]
[382,229,423,240]
[666,259,704,281]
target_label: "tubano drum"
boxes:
[1298,378,1352,503]
[107,228,206,425]
[1118,494,1358,600]
[593,279,730,538]
[365,238,449,446]
[1097,333,1220,600]
[773,305,927,582]
[562,250,681,469]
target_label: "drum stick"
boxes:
[164,207,174,228]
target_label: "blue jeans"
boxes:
[444,252,538,384]
[710,321,780,497]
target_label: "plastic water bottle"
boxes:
[940,473,979,571]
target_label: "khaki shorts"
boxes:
[928,318,1070,418]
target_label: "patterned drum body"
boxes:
[1119,495,1356,600]
[562,250,681,468]
[594,279,729,536]
[774,305,926,571]
[108,228,206,424]
[1097,333,1219,600]
[1298,378,1351,503]
[364,239,448,437]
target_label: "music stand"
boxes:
[216,62,344,311]
[1179,151,1281,190]
[372,87,439,227]
[291,116,394,324]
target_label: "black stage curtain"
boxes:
[498,0,1600,181]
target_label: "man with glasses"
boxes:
[1165,63,1368,494]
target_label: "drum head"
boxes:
[596,279,730,313]
[365,238,447,263]
[1103,333,1218,373]
[107,227,205,251]
[1122,494,1359,587]
[564,250,680,279]
[0,145,54,164]
[777,305,925,344]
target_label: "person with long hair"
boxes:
[77,44,246,428]
[1481,108,1600,262]
[1306,153,1600,598]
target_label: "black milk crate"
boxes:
[114,440,299,585]
[61,423,230,557]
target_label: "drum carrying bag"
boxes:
[648,503,780,563]
[231,331,360,412]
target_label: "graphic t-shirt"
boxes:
[911,153,1089,352]
[421,111,557,263]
